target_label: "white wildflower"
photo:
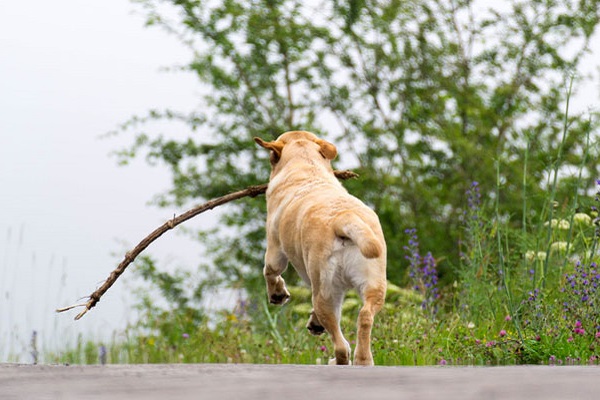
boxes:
[537,251,547,261]
[558,219,570,230]
[573,213,592,226]
[550,241,569,253]
[525,251,536,262]
[467,322,475,329]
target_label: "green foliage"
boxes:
[56,164,600,366]
[131,256,207,340]
[117,0,600,292]
[95,114,600,366]
[68,0,600,366]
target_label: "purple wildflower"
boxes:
[99,344,107,365]
[404,229,439,318]
[562,261,600,331]
[466,181,482,215]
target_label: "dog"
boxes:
[255,131,387,366]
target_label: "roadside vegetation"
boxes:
[52,173,600,366]
[46,0,600,365]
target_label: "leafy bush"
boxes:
[54,0,600,366]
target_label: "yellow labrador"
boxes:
[255,131,387,366]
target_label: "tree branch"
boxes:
[56,169,359,320]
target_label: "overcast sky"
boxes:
[0,0,215,362]
[1,1,599,363]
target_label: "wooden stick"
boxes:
[56,170,358,320]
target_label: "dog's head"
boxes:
[254,131,337,176]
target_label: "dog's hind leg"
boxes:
[263,248,290,305]
[353,284,386,366]
[312,291,351,365]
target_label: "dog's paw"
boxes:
[269,291,290,305]
[328,358,352,366]
[306,321,325,336]
[353,354,374,366]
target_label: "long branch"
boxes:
[56,170,358,320]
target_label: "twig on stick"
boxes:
[56,170,358,320]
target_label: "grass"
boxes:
[48,160,600,366]
[8,158,600,366]
[48,221,600,367]
[6,87,600,367]
[29,130,600,366]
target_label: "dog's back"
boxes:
[268,161,385,284]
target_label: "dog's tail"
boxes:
[333,212,383,259]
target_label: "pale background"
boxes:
[1,0,598,362]
[0,0,212,362]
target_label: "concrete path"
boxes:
[1,363,599,400]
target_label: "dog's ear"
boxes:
[254,137,284,162]
[315,139,337,160]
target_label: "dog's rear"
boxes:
[333,211,383,259]
[255,131,387,366]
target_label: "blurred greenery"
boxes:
[51,176,600,366]
[116,0,600,292]
[71,0,600,366]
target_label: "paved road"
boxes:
[1,363,599,400]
